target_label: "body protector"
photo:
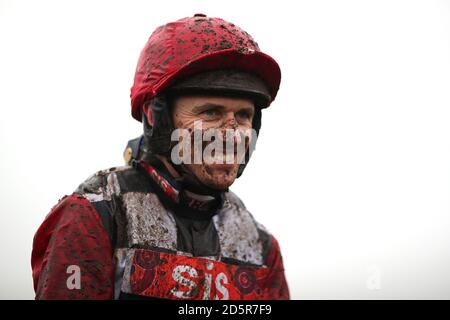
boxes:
[32,165,290,300]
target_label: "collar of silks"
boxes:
[138,160,224,220]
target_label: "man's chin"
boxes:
[201,163,239,190]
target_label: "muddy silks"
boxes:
[32,164,289,300]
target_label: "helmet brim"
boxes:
[131,49,281,122]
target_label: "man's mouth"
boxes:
[203,148,242,165]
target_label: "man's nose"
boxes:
[223,112,238,128]
[221,112,245,146]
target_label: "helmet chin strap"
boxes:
[141,96,173,159]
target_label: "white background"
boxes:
[1,0,450,299]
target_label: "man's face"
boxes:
[171,95,255,190]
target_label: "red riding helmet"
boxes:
[130,13,281,122]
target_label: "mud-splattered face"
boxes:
[171,95,255,190]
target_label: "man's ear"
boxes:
[142,102,154,126]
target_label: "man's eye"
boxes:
[202,109,220,117]
[236,110,252,120]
